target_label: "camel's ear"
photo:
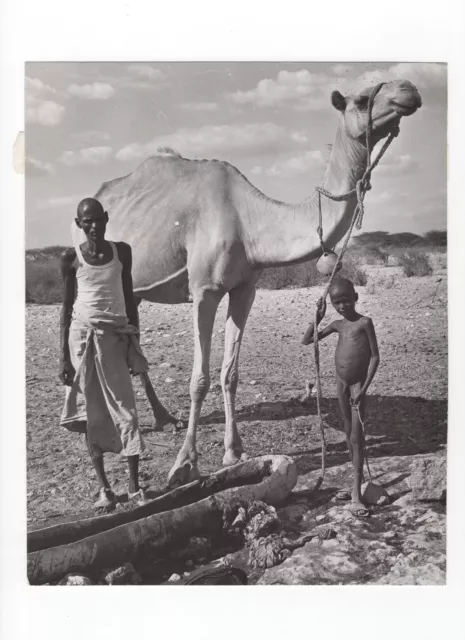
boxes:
[331,91,346,112]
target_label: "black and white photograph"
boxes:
[25,61,447,586]
[1,2,464,638]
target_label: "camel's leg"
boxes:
[134,296,179,431]
[221,283,256,466]
[138,372,180,431]
[167,289,222,488]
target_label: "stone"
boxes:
[409,455,446,502]
[362,481,390,506]
[168,573,181,582]
[104,563,142,585]
[57,573,93,586]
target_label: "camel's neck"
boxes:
[242,121,368,267]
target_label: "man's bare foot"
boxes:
[94,487,117,512]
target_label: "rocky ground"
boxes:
[26,273,447,584]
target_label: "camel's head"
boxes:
[331,80,422,145]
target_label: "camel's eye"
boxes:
[355,95,369,110]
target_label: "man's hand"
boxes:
[59,358,75,386]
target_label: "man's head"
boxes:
[75,198,108,242]
[329,277,358,318]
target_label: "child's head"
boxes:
[75,198,109,242]
[329,277,358,318]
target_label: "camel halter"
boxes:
[311,82,398,491]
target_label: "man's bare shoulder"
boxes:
[115,241,132,261]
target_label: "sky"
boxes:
[25,62,447,249]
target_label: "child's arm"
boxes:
[302,297,329,345]
[302,321,338,345]
[353,318,380,404]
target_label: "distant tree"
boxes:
[352,231,391,247]
[386,232,422,247]
[423,230,447,246]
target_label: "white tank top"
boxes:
[73,241,128,325]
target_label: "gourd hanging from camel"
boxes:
[94,78,421,488]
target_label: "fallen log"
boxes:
[28,458,269,553]
[27,455,297,585]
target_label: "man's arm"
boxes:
[302,321,338,346]
[354,318,380,402]
[59,248,77,385]
[118,242,139,330]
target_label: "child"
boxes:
[59,197,148,511]
[302,277,380,517]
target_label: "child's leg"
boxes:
[349,382,367,508]
[336,377,353,461]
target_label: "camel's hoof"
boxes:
[222,450,248,467]
[167,461,200,489]
[154,412,179,432]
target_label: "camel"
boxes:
[95,79,422,488]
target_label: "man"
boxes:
[59,197,148,511]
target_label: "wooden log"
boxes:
[27,455,297,585]
[28,458,270,553]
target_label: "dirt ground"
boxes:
[26,273,447,533]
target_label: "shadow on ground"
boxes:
[200,394,447,473]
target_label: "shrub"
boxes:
[26,259,62,304]
[338,255,368,286]
[398,251,433,277]
[258,262,324,289]
[366,274,396,294]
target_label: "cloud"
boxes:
[365,189,395,205]
[60,146,113,166]
[377,153,421,176]
[70,130,111,145]
[252,150,326,178]
[25,156,54,178]
[67,82,115,100]
[25,76,57,95]
[115,123,311,162]
[388,63,447,89]
[36,194,81,210]
[25,76,65,126]
[331,64,354,75]
[228,69,332,110]
[26,100,65,126]
[227,63,446,111]
[126,64,166,82]
[181,102,219,112]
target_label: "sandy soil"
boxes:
[26,274,447,532]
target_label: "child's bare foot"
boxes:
[349,499,371,518]
[94,487,117,512]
